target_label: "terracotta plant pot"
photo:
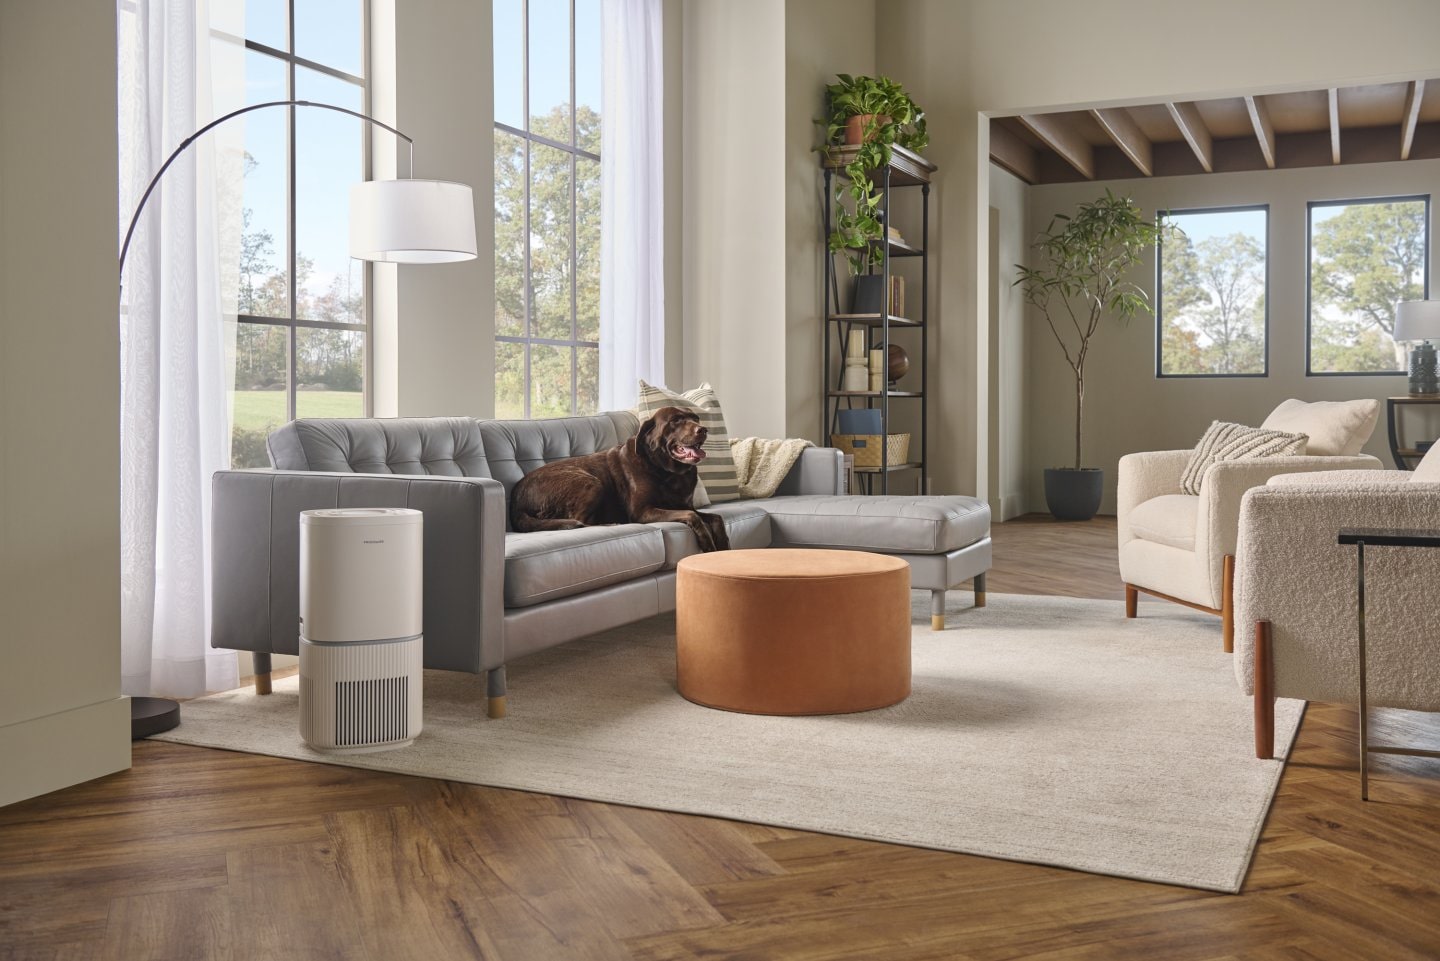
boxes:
[845,113,891,145]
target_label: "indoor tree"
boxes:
[1015,191,1169,471]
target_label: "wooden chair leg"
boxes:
[1254,620,1274,759]
[253,652,272,695]
[487,665,508,719]
[931,590,946,631]
[1124,583,1138,618]
[973,573,987,609]
[1222,554,1235,654]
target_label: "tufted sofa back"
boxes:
[266,412,642,500]
[477,411,639,498]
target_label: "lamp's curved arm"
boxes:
[119,99,413,285]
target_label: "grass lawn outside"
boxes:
[232,390,363,433]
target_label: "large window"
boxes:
[1308,196,1430,375]
[493,0,602,419]
[216,1,369,467]
[1156,206,1268,377]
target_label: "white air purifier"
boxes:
[299,508,423,753]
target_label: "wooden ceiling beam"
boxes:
[1401,79,1425,160]
[1244,95,1277,168]
[1016,113,1094,180]
[1327,88,1341,164]
[1165,101,1213,172]
[988,121,1039,184]
[1089,107,1153,176]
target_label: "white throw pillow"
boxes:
[1260,398,1380,456]
[1414,445,1440,482]
[1180,421,1308,495]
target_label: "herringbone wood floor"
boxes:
[3,516,1438,960]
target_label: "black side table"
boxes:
[1337,528,1440,800]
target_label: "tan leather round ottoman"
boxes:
[675,548,911,715]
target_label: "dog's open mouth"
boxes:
[671,444,707,464]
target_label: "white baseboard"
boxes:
[1000,492,1028,521]
[0,697,130,807]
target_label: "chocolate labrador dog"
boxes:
[509,406,731,552]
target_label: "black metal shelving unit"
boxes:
[822,143,936,494]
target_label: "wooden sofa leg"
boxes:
[1124,584,1138,619]
[253,652,272,695]
[1254,620,1274,759]
[487,666,508,719]
[931,590,946,631]
[1222,554,1236,654]
[973,573,987,609]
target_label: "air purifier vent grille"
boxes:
[334,676,409,747]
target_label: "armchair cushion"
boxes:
[1180,421,1307,495]
[1260,398,1380,456]
[1126,494,1198,551]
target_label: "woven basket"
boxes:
[829,433,910,468]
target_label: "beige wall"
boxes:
[870,0,1440,500]
[681,0,788,437]
[0,0,130,806]
[370,0,494,418]
[783,0,876,442]
[1023,159,1439,514]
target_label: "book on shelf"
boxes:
[852,274,906,318]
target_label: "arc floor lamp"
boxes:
[123,99,477,738]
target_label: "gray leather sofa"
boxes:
[212,412,992,717]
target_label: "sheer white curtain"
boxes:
[599,0,665,410]
[118,0,241,697]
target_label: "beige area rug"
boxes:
[156,593,1303,893]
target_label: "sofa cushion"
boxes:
[761,495,990,555]
[1180,421,1307,495]
[656,502,772,568]
[1261,398,1380,456]
[504,525,664,608]
[1127,494,1199,552]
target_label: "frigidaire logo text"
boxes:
[363,539,385,544]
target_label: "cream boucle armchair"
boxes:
[1237,462,1440,758]
[1118,449,1381,652]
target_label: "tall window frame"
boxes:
[493,0,602,420]
[1154,204,1270,380]
[1306,194,1431,377]
[214,0,372,438]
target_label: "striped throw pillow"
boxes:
[635,381,740,502]
[1180,421,1308,495]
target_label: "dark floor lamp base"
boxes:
[131,696,180,739]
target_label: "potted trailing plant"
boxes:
[1014,191,1170,520]
[817,74,927,275]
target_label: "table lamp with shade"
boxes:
[1395,300,1440,396]
[122,100,477,738]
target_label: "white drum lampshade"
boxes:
[1395,300,1440,343]
[349,179,477,264]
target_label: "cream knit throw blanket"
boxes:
[730,437,813,500]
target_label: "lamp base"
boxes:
[131,696,180,739]
[1409,341,1439,395]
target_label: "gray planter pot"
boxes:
[1044,468,1104,521]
